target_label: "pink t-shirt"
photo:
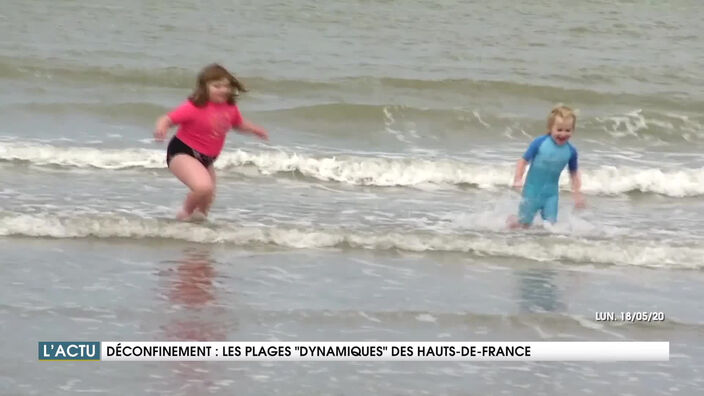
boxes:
[167,100,243,157]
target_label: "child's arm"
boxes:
[567,145,585,208]
[570,170,586,208]
[236,118,269,140]
[513,158,529,191]
[514,136,543,191]
[154,115,173,141]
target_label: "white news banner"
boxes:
[99,342,669,362]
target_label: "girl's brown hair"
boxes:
[188,64,247,107]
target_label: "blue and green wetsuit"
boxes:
[518,135,578,225]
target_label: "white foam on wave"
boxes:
[594,109,704,143]
[1,141,703,196]
[444,195,626,239]
[0,140,164,169]
[1,212,702,269]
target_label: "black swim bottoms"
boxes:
[166,136,217,168]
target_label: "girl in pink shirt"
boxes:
[154,64,268,220]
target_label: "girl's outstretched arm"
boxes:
[236,118,269,140]
[154,115,173,141]
[513,158,529,191]
[570,170,586,208]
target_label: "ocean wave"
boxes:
[587,109,704,143]
[3,99,701,145]
[4,102,168,123]
[0,141,165,169]
[1,57,700,111]
[1,141,703,196]
[1,212,701,269]
[261,105,704,144]
[0,57,195,88]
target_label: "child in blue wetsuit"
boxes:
[511,106,585,227]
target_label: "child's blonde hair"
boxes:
[547,105,576,130]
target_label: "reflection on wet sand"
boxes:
[516,269,563,313]
[160,247,230,341]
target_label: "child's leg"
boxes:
[517,197,540,226]
[194,165,217,216]
[541,195,559,223]
[168,155,215,219]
